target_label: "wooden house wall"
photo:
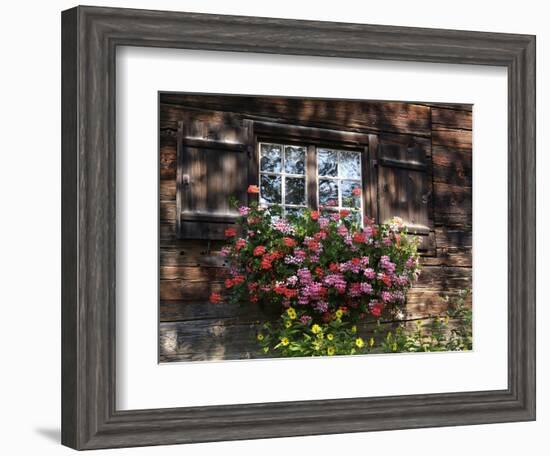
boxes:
[159,95,472,362]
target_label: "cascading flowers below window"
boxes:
[211,191,422,357]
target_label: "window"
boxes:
[258,142,364,223]
[317,148,363,223]
[258,142,307,217]
[175,112,434,253]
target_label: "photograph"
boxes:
[158,93,473,362]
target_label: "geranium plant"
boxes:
[211,192,421,357]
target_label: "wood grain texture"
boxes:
[62,5,535,450]
[161,94,432,136]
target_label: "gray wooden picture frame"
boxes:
[61,5,536,450]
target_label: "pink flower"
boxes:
[238,206,250,216]
[337,225,348,237]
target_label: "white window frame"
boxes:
[316,147,363,218]
[258,142,308,216]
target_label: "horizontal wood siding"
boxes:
[159,95,472,361]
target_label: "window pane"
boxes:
[260,143,282,172]
[341,180,362,208]
[317,148,338,176]
[284,146,306,174]
[260,174,282,204]
[318,179,339,207]
[285,177,306,205]
[285,207,306,220]
[340,151,361,179]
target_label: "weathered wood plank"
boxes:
[432,146,472,186]
[420,102,473,112]
[160,319,262,361]
[414,265,472,290]
[433,182,472,228]
[431,107,472,130]
[160,201,176,223]
[407,288,471,317]
[160,180,176,201]
[158,313,470,362]
[432,127,472,150]
[160,278,225,301]
[160,222,176,241]
[160,240,229,268]
[418,227,472,267]
[159,143,177,179]
[160,95,433,137]
[160,300,275,323]
[160,265,226,281]
[160,103,244,141]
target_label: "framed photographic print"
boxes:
[61,5,536,450]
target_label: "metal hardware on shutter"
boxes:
[378,157,427,172]
[182,174,190,186]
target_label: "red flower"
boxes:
[224,227,237,238]
[315,266,324,278]
[371,303,384,317]
[353,232,366,243]
[380,273,392,287]
[250,294,259,303]
[232,275,245,285]
[260,260,273,270]
[274,285,286,295]
[340,209,351,218]
[235,239,246,251]
[329,262,340,272]
[284,288,298,299]
[253,245,267,256]
[352,187,362,196]
[209,292,222,304]
[225,279,233,289]
[351,257,361,265]
[247,185,260,194]
[306,239,320,252]
[283,237,297,247]
[310,210,320,221]
[314,231,327,241]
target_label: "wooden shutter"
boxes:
[176,111,250,240]
[376,141,435,253]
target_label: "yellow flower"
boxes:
[311,324,321,334]
[286,307,297,320]
[444,315,450,325]
[351,325,357,334]
[369,337,375,347]
[257,333,264,341]
[327,333,334,341]
[263,346,269,353]
[335,309,343,319]
[327,346,335,356]
[280,337,289,346]
[416,320,422,327]
[317,332,324,340]
[392,342,398,352]
[355,337,365,348]
[284,320,292,329]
